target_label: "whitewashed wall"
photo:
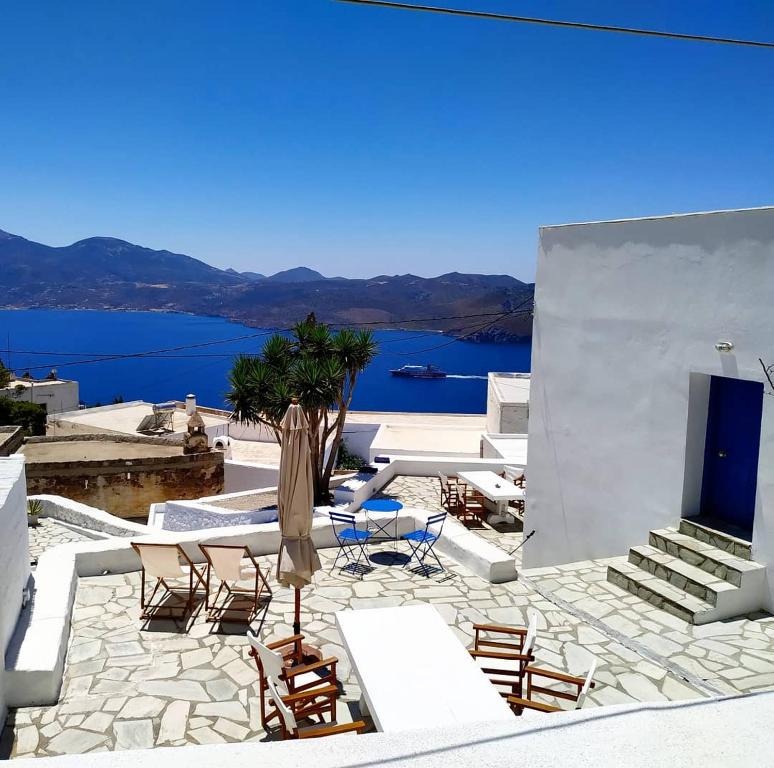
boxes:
[524,207,774,609]
[1,380,79,415]
[0,457,30,722]
[224,460,280,493]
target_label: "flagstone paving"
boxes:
[374,475,525,564]
[523,557,774,697]
[3,542,707,759]
[27,519,91,566]
[6,475,774,759]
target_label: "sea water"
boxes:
[0,309,531,414]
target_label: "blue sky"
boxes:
[0,1,772,281]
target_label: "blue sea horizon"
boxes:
[0,309,532,414]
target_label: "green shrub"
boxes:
[336,441,364,470]
[0,397,47,435]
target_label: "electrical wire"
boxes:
[4,302,534,371]
[335,0,774,49]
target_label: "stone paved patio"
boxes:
[7,475,774,759]
[525,558,774,697]
[28,519,90,566]
[374,475,525,564]
[3,543,706,759]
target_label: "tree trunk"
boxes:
[321,371,358,493]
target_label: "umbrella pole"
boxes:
[292,585,322,664]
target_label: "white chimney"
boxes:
[185,394,196,416]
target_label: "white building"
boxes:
[47,399,230,444]
[486,372,530,434]
[525,206,774,614]
[1,375,79,415]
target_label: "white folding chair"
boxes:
[199,544,272,623]
[130,542,206,622]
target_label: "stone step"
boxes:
[679,519,752,561]
[628,545,738,606]
[607,560,716,624]
[650,528,763,588]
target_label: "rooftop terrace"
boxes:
[6,475,774,761]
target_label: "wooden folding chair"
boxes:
[266,677,366,739]
[438,472,463,511]
[470,613,538,708]
[458,486,488,525]
[199,544,272,623]
[130,542,206,623]
[247,630,343,731]
[508,660,597,715]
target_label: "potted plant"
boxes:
[27,499,43,527]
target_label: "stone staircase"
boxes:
[607,519,766,625]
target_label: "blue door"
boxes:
[700,376,764,532]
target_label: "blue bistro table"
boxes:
[361,498,404,563]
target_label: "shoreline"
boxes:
[0,306,531,344]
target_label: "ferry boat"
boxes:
[389,364,447,379]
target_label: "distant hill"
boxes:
[0,228,534,341]
[264,266,327,283]
[226,268,265,281]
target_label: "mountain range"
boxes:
[0,229,534,341]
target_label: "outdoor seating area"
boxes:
[1,541,710,758]
[437,466,526,527]
[10,474,774,759]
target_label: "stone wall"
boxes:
[23,436,224,519]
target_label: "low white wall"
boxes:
[227,421,279,443]
[342,422,381,461]
[224,460,280,493]
[481,433,529,461]
[11,691,774,768]
[31,495,150,537]
[161,498,280,532]
[0,456,30,723]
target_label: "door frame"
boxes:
[681,370,765,529]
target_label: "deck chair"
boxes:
[329,511,373,577]
[402,511,447,576]
[199,544,272,623]
[131,542,206,622]
[470,613,538,706]
[246,630,342,731]
[508,659,597,715]
[266,677,366,739]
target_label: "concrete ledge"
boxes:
[31,495,151,537]
[431,512,517,583]
[9,692,774,767]
[5,548,78,707]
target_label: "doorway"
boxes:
[699,375,764,538]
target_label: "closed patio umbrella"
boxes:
[276,400,321,636]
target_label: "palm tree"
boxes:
[227,316,377,504]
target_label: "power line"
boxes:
[6,303,535,371]
[4,306,534,360]
[381,296,534,355]
[335,0,774,49]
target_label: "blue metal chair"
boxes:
[402,512,447,577]
[329,511,373,577]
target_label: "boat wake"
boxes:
[446,374,488,380]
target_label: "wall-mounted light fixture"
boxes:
[715,340,734,352]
